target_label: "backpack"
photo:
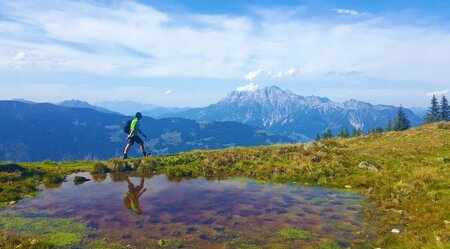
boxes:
[123,119,132,134]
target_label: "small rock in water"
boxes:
[391,228,400,234]
[9,200,17,205]
[73,176,90,184]
[345,185,352,189]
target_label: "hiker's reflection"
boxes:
[124,176,147,215]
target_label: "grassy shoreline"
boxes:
[1,122,449,248]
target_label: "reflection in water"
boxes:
[123,176,146,215]
[8,173,368,248]
[91,173,107,182]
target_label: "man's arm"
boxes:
[139,129,147,139]
[128,128,135,138]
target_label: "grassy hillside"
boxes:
[1,122,449,248]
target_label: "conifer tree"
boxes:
[338,128,345,138]
[440,95,449,121]
[322,128,333,139]
[393,106,410,131]
[370,127,384,134]
[426,95,440,123]
[343,128,350,137]
[315,133,321,141]
[386,119,393,131]
[352,127,362,137]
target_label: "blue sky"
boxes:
[0,0,449,107]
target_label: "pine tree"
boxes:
[343,128,350,137]
[322,129,333,139]
[386,119,393,131]
[440,95,449,121]
[370,127,384,134]
[393,106,410,131]
[338,128,345,138]
[352,127,362,137]
[426,95,440,123]
[315,133,321,141]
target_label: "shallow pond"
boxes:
[3,173,368,248]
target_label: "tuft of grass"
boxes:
[90,162,111,174]
[42,174,65,184]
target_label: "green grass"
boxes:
[0,122,449,248]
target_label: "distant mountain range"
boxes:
[94,100,191,117]
[0,101,292,162]
[59,99,121,115]
[161,86,423,141]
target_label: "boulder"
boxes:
[358,161,381,172]
[437,158,450,164]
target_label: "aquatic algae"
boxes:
[0,210,89,247]
[311,196,329,204]
[86,240,128,249]
[278,228,317,240]
[315,242,342,249]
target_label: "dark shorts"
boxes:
[127,135,144,145]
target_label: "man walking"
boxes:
[123,112,150,159]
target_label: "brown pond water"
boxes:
[8,173,368,248]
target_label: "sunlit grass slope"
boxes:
[1,122,449,248]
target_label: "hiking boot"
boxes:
[143,152,151,157]
[122,154,128,160]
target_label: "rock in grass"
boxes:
[391,228,400,234]
[73,176,90,185]
[436,158,450,164]
[358,161,381,172]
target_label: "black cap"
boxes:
[136,112,142,118]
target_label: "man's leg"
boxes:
[123,138,134,159]
[139,143,148,156]
[124,143,132,154]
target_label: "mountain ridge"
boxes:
[0,100,292,162]
[163,86,422,141]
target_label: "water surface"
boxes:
[7,173,367,248]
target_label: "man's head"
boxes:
[135,112,142,120]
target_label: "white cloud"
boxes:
[12,51,26,60]
[273,68,297,78]
[425,89,449,96]
[244,69,264,81]
[165,90,172,95]
[0,0,449,87]
[335,9,361,16]
[245,68,298,80]
[236,83,258,92]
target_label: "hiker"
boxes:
[123,112,150,159]
[123,176,147,215]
